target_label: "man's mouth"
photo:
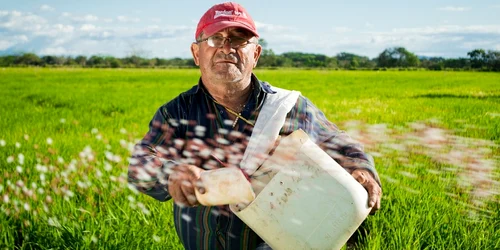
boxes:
[216,60,236,64]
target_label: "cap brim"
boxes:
[202,21,259,38]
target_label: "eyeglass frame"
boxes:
[196,35,257,49]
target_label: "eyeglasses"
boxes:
[197,35,255,49]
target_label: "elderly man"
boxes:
[128,2,381,249]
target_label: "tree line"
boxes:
[0,39,499,71]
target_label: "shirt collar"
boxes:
[190,73,277,96]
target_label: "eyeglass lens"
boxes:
[208,36,248,48]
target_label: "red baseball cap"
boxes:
[195,2,259,40]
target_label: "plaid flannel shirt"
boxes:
[128,74,381,250]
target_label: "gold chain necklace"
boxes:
[212,99,255,128]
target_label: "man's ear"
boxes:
[191,43,200,66]
[253,44,262,68]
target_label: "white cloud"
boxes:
[17,35,28,42]
[0,40,13,50]
[34,24,75,37]
[72,14,99,22]
[133,25,192,39]
[438,6,470,12]
[116,16,140,23]
[150,18,161,23]
[40,5,55,12]
[40,46,67,55]
[460,40,497,50]
[0,35,28,50]
[60,13,100,23]
[365,22,374,28]
[54,24,74,33]
[366,25,500,49]
[390,25,500,35]
[0,10,48,32]
[11,11,22,17]
[52,38,71,46]
[80,24,97,31]
[103,18,113,23]
[255,21,293,33]
[333,27,351,33]
[415,51,445,57]
[0,9,189,57]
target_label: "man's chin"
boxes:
[214,74,242,83]
[213,63,239,71]
[211,68,242,81]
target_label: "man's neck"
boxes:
[203,77,253,111]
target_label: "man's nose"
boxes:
[220,39,235,54]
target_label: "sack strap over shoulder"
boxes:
[240,87,300,176]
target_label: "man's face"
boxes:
[191,28,262,84]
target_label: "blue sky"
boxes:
[1,0,499,59]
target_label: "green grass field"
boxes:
[1,68,499,249]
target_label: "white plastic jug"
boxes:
[230,129,371,250]
[195,167,255,206]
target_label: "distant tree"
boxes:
[325,57,338,68]
[154,58,168,67]
[54,56,67,65]
[257,38,280,67]
[104,56,121,68]
[467,49,487,69]
[161,57,195,68]
[336,52,372,69]
[185,59,196,67]
[41,55,57,66]
[15,53,42,66]
[122,55,144,67]
[350,57,359,69]
[377,47,420,67]
[87,55,105,67]
[75,55,87,67]
[486,50,500,71]
[258,48,278,67]
[466,49,500,71]
[258,38,268,49]
[281,52,328,68]
[279,57,294,67]
[419,57,445,70]
[443,58,470,69]
[148,58,160,67]
[0,55,17,66]
[64,56,78,66]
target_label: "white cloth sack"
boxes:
[239,87,300,176]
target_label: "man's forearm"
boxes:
[320,132,381,187]
[128,143,174,202]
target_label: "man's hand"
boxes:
[351,169,381,214]
[168,164,205,207]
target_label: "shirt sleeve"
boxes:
[284,96,381,187]
[127,106,178,202]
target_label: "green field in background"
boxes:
[0,68,499,249]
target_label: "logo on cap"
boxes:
[214,10,247,19]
